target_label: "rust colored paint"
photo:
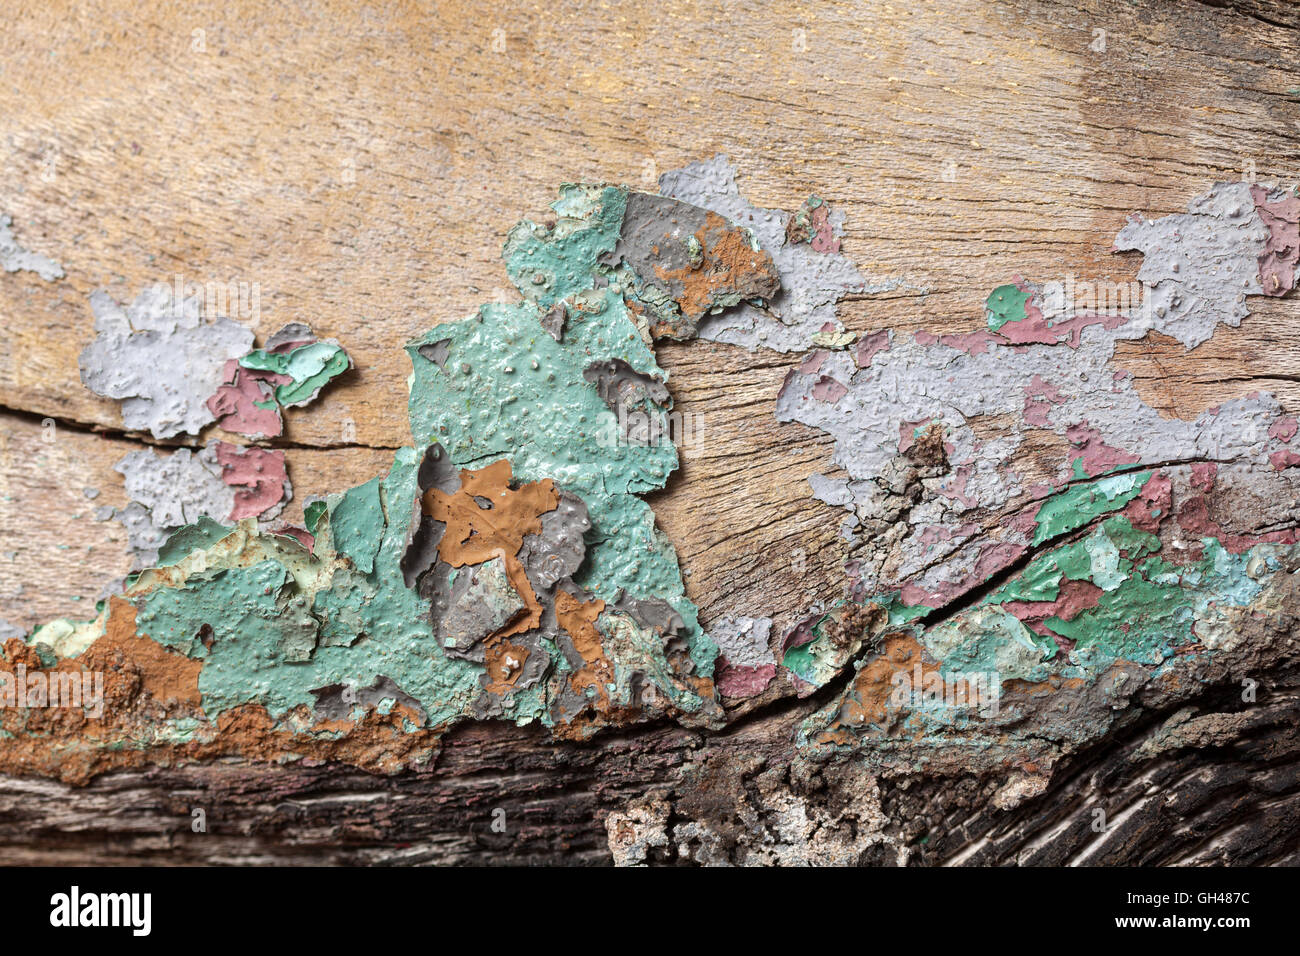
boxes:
[819,632,936,739]
[86,597,203,707]
[554,590,612,705]
[421,458,559,639]
[652,211,780,330]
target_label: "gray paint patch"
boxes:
[0,214,63,281]
[79,286,254,439]
[519,489,591,591]
[710,616,774,669]
[1113,182,1267,348]
[436,556,526,655]
[113,444,235,568]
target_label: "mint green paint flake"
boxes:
[923,605,1055,683]
[984,284,1032,332]
[240,340,351,407]
[1044,538,1269,667]
[328,477,383,574]
[156,516,235,567]
[1030,471,1149,546]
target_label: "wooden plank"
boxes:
[1,0,1299,865]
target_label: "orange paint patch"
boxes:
[554,590,612,704]
[422,458,559,639]
[652,211,780,332]
[833,632,934,733]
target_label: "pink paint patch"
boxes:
[1002,579,1104,639]
[808,202,840,254]
[897,418,933,453]
[1065,422,1140,477]
[1270,449,1300,471]
[799,349,829,375]
[207,360,288,439]
[999,309,1126,349]
[1190,461,1217,492]
[276,527,315,551]
[899,581,939,609]
[1250,184,1300,296]
[853,330,890,369]
[780,617,816,656]
[1268,416,1298,444]
[214,442,290,521]
[716,662,777,699]
[811,375,849,403]
[1122,471,1173,534]
[1023,374,1066,427]
[913,329,1003,355]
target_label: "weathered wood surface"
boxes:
[1,0,1299,864]
[0,661,1296,865]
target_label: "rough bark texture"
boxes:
[1,0,1299,865]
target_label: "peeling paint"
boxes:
[113,441,290,567]
[79,287,254,439]
[711,615,776,698]
[11,166,1300,804]
[776,183,1300,609]
[1113,181,1278,347]
[0,213,63,281]
[658,155,905,351]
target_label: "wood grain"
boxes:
[1,0,1300,865]
[2,0,1298,638]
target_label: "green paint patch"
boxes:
[240,340,352,407]
[987,515,1160,607]
[1031,471,1149,546]
[985,284,1032,332]
[156,516,235,567]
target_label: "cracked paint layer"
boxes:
[776,197,1300,616]
[765,179,1300,779]
[0,213,63,281]
[114,441,291,568]
[79,287,255,439]
[657,155,907,351]
[82,290,351,440]
[7,176,775,781]
[10,167,1300,808]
